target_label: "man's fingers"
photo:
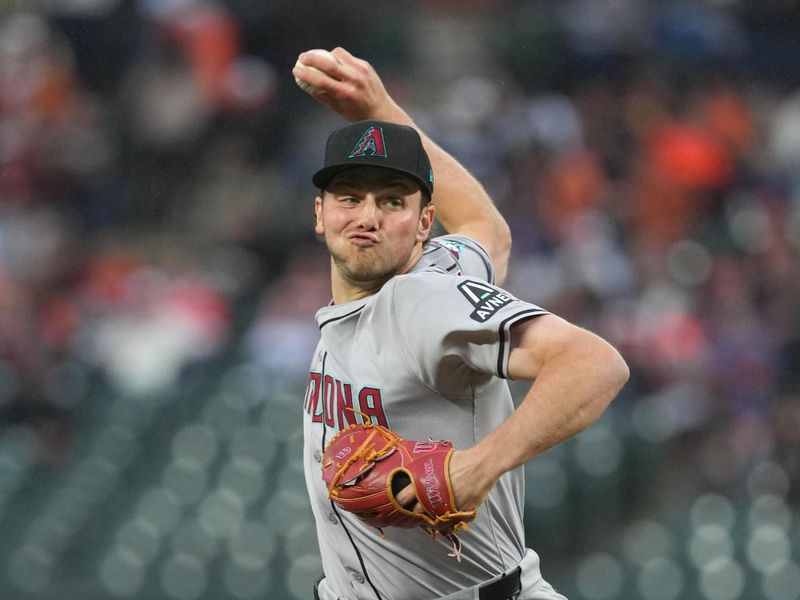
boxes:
[395,485,425,514]
[392,473,425,513]
[297,49,346,81]
[393,482,416,507]
[330,47,355,64]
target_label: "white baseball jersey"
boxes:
[303,234,551,600]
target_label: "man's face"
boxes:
[314,167,434,285]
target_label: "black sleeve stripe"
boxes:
[496,308,549,378]
[318,305,366,330]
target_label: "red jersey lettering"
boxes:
[336,380,357,430]
[323,375,336,428]
[358,386,387,428]
[305,371,322,423]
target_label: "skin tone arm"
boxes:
[396,314,630,513]
[293,48,512,284]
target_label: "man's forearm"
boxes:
[475,336,629,480]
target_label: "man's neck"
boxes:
[330,275,385,304]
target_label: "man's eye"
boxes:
[340,197,359,204]
[384,198,403,208]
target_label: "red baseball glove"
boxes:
[322,420,477,559]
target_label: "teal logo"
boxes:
[438,239,464,259]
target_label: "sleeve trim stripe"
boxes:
[496,308,549,379]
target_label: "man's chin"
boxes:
[343,266,396,284]
[335,257,396,284]
[330,244,417,285]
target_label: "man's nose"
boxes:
[354,196,379,229]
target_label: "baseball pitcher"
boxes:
[294,48,629,600]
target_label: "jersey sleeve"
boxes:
[389,273,548,395]
[424,234,495,283]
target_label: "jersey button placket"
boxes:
[313,449,322,463]
[327,512,338,525]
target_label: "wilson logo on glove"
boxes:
[321,417,477,561]
[421,458,443,507]
[412,441,437,453]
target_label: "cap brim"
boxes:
[312,163,432,196]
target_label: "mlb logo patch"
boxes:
[438,239,464,260]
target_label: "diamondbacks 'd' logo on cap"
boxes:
[457,280,516,322]
[348,126,387,159]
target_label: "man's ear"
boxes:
[416,203,435,243]
[314,196,324,235]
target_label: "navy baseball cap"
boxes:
[312,120,434,196]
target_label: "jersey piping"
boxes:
[318,304,367,330]
[496,308,550,379]
[320,348,384,600]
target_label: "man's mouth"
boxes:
[348,233,379,247]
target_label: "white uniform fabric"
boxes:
[303,235,561,600]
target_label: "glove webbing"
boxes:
[325,421,401,496]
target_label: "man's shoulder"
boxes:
[417,234,495,283]
[389,270,498,310]
[372,270,443,312]
[426,233,486,253]
[391,269,456,290]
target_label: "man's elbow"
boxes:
[603,343,630,399]
[614,352,630,393]
[576,330,629,403]
[496,218,512,262]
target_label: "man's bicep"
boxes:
[506,314,579,381]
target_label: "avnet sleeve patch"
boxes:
[457,280,516,322]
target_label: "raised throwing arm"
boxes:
[294,47,512,284]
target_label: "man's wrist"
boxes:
[460,444,504,488]
[367,101,410,126]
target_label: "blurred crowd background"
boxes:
[0,0,799,599]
